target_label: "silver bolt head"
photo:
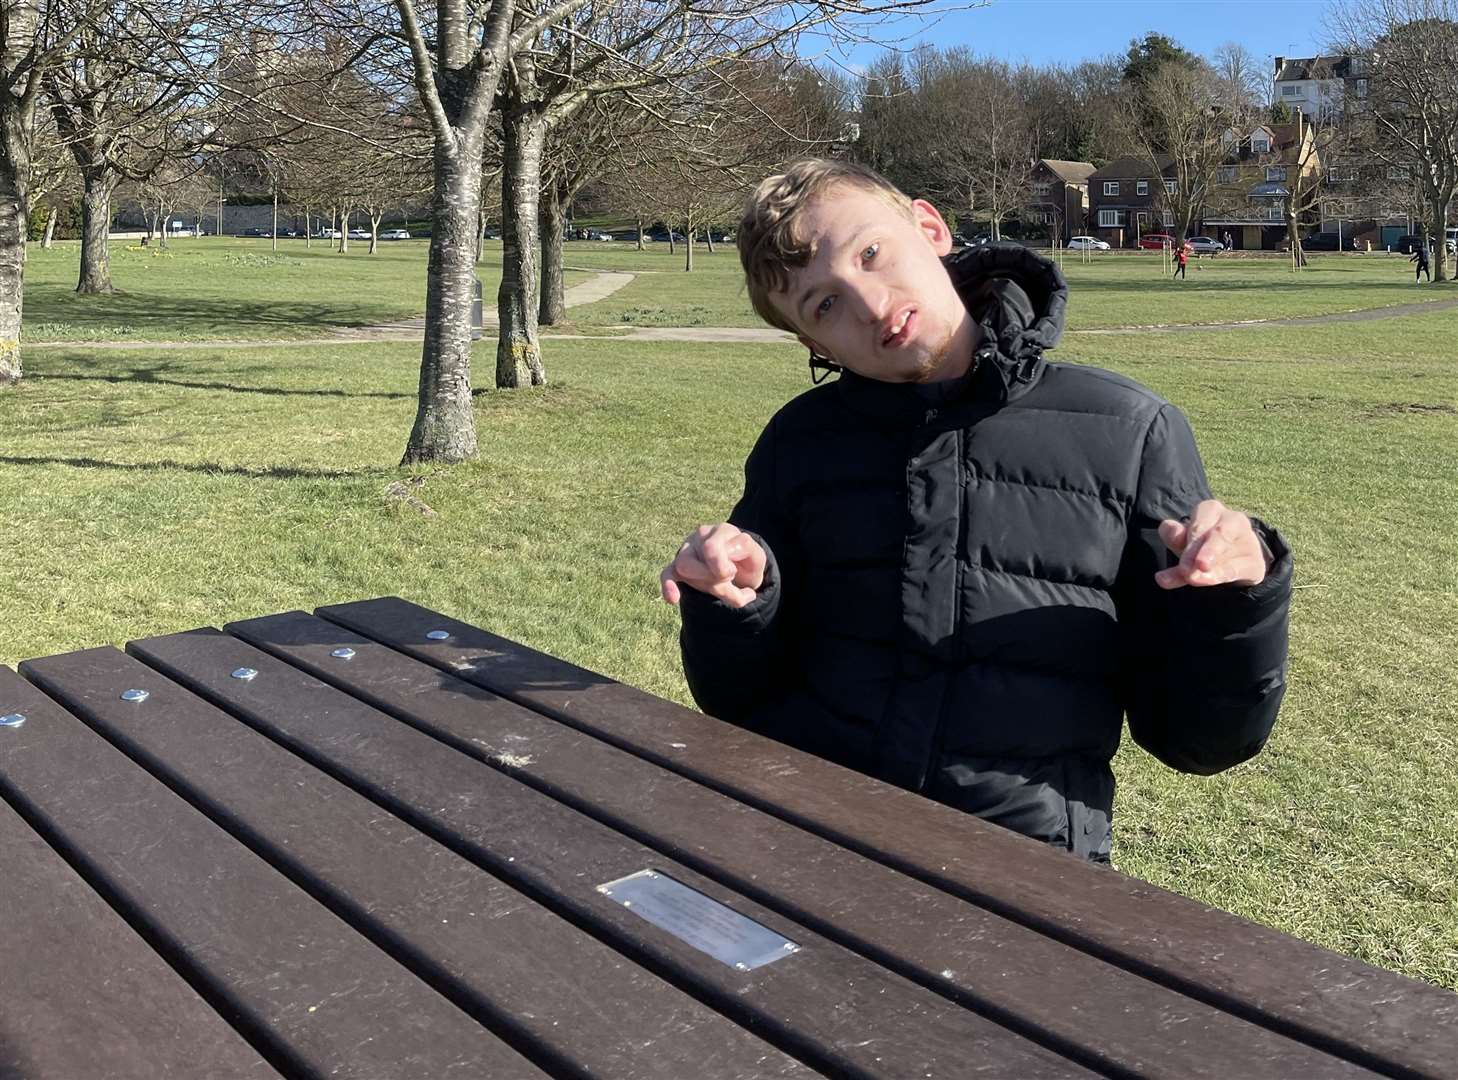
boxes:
[330,647,356,660]
[120,689,149,703]
[426,629,451,640]
[1,713,26,728]
[231,667,258,681]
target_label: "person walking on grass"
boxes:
[660,159,1291,864]
[1173,240,1189,280]
[1411,240,1431,283]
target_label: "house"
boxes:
[1272,55,1367,122]
[1026,159,1096,244]
[1085,155,1176,248]
[1202,121,1323,250]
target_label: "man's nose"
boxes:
[848,281,892,323]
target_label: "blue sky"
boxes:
[818,0,1339,74]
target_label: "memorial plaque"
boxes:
[597,869,800,971]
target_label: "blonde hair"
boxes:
[738,159,915,333]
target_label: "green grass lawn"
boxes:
[3,249,1456,991]
[559,243,1458,330]
[23,238,590,342]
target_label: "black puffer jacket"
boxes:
[679,243,1292,861]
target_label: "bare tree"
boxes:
[1124,60,1256,243]
[0,0,103,386]
[44,3,215,294]
[1332,0,1458,280]
[1212,42,1269,111]
[921,52,1037,240]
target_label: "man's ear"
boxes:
[798,334,830,361]
[910,198,954,257]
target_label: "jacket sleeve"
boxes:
[677,415,803,725]
[1115,404,1293,775]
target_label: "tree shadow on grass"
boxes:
[38,369,412,401]
[23,291,421,338]
[0,454,381,481]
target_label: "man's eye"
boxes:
[816,295,835,317]
[862,242,879,261]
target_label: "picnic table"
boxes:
[1,596,1454,1079]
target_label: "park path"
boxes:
[25,271,1458,351]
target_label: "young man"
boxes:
[660,160,1292,863]
[1411,241,1431,283]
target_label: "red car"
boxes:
[1137,233,1179,250]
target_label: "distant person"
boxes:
[1173,241,1189,280]
[1223,230,1234,251]
[661,159,1291,863]
[1411,241,1431,283]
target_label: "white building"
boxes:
[1272,55,1367,122]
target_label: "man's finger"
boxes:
[660,566,681,605]
[693,528,740,580]
[1158,518,1188,554]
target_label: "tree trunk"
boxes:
[304,206,311,249]
[401,147,483,464]
[77,171,115,294]
[0,133,28,387]
[684,225,694,272]
[636,216,644,251]
[338,208,348,253]
[369,211,381,254]
[475,203,486,263]
[705,230,715,254]
[1431,195,1450,283]
[496,108,547,389]
[538,180,566,325]
[667,230,675,256]
[41,204,57,249]
[271,188,278,252]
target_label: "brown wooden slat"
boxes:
[130,626,1098,1080]
[317,595,1458,1080]
[0,730,279,1080]
[227,609,1383,1080]
[8,656,546,1080]
[36,636,803,1080]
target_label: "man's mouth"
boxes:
[881,307,915,347]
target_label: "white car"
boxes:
[348,228,369,240]
[381,229,410,240]
[1067,236,1110,251]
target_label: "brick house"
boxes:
[1086,155,1176,248]
[1026,159,1096,244]
[1201,122,1322,250]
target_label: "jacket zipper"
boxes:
[923,425,967,792]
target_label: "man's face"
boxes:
[772,185,977,384]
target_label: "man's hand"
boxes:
[660,523,767,609]
[1155,499,1267,590]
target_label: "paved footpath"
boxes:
[26,271,1458,351]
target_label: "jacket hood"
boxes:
[944,241,1069,402]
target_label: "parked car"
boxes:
[381,228,410,240]
[236,227,267,238]
[957,232,992,247]
[479,228,498,240]
[1067,235,1110,251]
[314,227,338,239]
[1394,234,1427,254]
[348,228,369,240]
[1136,232,1176,250]
[1184,236,1224,254]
